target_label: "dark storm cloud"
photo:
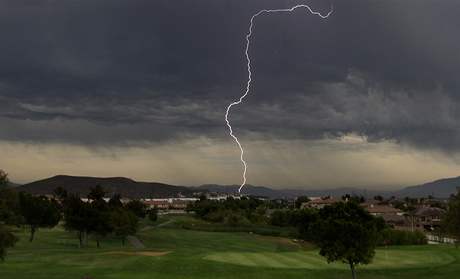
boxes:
[1,0,460,149]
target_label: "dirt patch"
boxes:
[104,251,171,257]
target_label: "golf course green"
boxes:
[0,215,459,279]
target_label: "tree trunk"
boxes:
[349,261,357,279]
[84,230,88,246]
[29,226,36,242]
[78,231,83,248]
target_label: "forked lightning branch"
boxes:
[225,4,333,193]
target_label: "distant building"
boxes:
[206,193,241,201]
[360,200,406,228]
[144,199,170,209]
[142,198,199,210]
[303,197,338,209]
[362,204,403,216]
[413,207,445,231]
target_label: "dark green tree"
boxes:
[442,189,460,247]
[63,194,92,247]
[295,196,310,209]
[19,193,61,242]
[125,200,148,218]
[0,170,19,261]
[270,210,291,227]
[342,194,365,204]
[0,170,9,188]
[108,194,123,209]
[0,225,17,261]
[0,188,22,226]
[88,185,106,201]
[87,186,112,248]
[148,207,158,222]
[53,187,68,201]
[312,202,385,279]
[291,208,319,239]
[110,208,138,246]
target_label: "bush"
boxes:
[379,229,427,245]
[225,212,250,227]
[270,210,291,227]
[148,207,158,222]
[203,209,226,223]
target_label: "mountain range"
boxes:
[197,177,460,199]
[14,175,460,199]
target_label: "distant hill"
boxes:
[199,176,460,199]
[18,175,196,198]
[395,177,460,198]
[7,182,21,188]
[16,175,460,200]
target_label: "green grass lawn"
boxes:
[1,215,459,279]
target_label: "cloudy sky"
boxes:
[1,0,460,189]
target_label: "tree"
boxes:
[63,194,92,247]
[64,192,113,248]
[125,200,147,219]
[443,189,460,247]
[291,208,319,240]
[88,185,106,201]
[0,225,17,261]
[87,185,112,248]
[0,170,19,261]
[110,208,138,246]
[19,193,61,242]
[0,188,22,226]
[0,170,9,188]
[53,186,68,201]
[295,196,310,209]
[312,202,385,279]
[88,206,112,248]
[342,194,365,204]
[108,194,123,209]
[270,210,291,227]
[148,207,158,222]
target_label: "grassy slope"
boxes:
[0,215,459,279]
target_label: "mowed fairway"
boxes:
[1,216,459,279]
[205,249,455,270]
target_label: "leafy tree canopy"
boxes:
[0,170,9,188]
[443,189,460,246]
[0,225,17,261]
[312,202,385,279]
[125,200,148,219]
[19,193,61,242]
[295,196,310,209]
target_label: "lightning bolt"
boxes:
[225,4,334,194]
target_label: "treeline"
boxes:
[270,208,428,245]
[59,185,157,248]
[188,196,268,226]
[189,196,428,246]
[0,170,157,261]
[190,196,429,279]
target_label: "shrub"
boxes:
[225,212,250,227]
[379,229,427,245]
